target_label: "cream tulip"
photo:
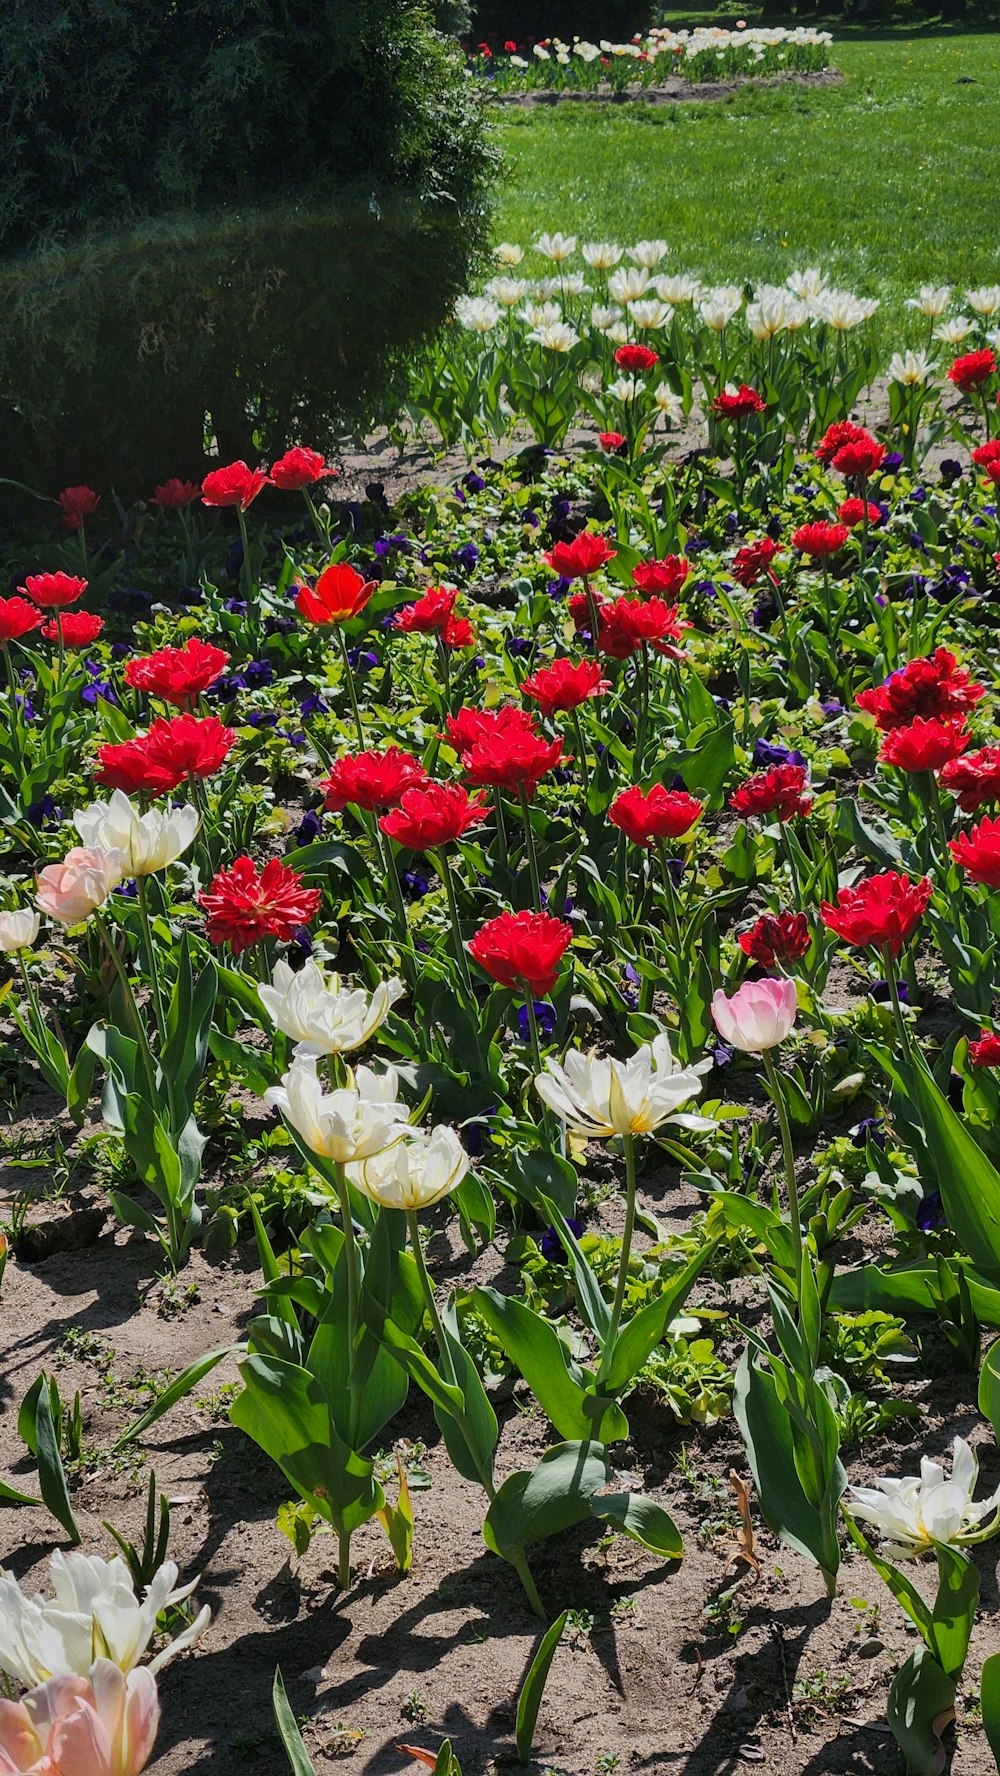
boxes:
[259,960,404,1056]
[0,909,40,952]
[847,1437,1000,1559]
[348,1125,469,1212]
[264,1055,407,1165]
[74,790,198,876]
[535,1033,713,1139]
[0,1552,209,1686]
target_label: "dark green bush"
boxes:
[0,0,496,497]
[469,0,653,45]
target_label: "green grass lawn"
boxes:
[493,32,1000,330]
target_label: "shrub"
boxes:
[0,0,496,497]
[469,0,654,45]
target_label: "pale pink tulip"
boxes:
[35,847,122,925]
[0,1660,158,1776]
[711,976,798,1053]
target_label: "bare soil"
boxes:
[492,69,844,109]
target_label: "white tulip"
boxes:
[967,286,1000,317]
[606,375,639,403]
[906,284,950,319]
[74,790,198,876]
[519,300,562,329]
[265,1055,407,1165]
[935,315,975,344]
[455,296,499,335]
[786,266,828,301]
[629,299,674,332]
[348,1125,469,1213]
[582,241,624,270]
[812,289,879,330]
[745,292,807,340]
[887,349,932,387]
[698,288,742,331]
[535,232,577,262]
[655,274,700,305]
[535,1032,713,1139]
[607,321,632,346]
[0,1552,210,1686]
[484,277,527,308]
[527,321,580,352]
[627,240,668,269]
[0,909,40,952]
[259,960,404,1057]
[495,242,524,267]
[653,383,684,424]
[531,277,566,301]
[591,303,623,333]
[847,1437,1000,1559]
[608,267,651,306]
[558,274,588,299]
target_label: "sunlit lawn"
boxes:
[493,32,1000,336]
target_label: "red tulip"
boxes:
[468,909,573,997]
[969,1032,1000,1067]
[199,856,321,954]
[320,748,427,813]
[151,479,202,510]
[609,784,703,846]
[856,650,984,731]
[0,597,43,643]
[879,717,969,774]
[820,872,932,955]
[712,384,766,417]
[730,765,812,822]
[738,911,811,969]
[201,460,270,510]
[270,447,332,491]
[296,563,375,625]
[732,538,781,588]
[614,344,658,372]
[124,637,230,710]
[380,783,489,850]
[791,522,851,560]
[394,586,457,634]
[544,532,616,580]
[463,726,563,798]
[831,435,885,479]
[40,611,104,648]
[941,745,1000,813]
[446,706,536,757]
[947,349,996,393]
[838,498,882,528]
[597,596,687,660]
[631,555,689,597]
[950,816,1000,887]
[57,485,100,530]
[520,657,609,716]
[815,421,872,466]
[20,572,88,608]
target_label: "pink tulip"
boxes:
[711,976,798,1053]
[35,847,122,925]
[0,1660,158,1776]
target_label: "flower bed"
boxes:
[467,24,833,92]
[4,261,1000,1774]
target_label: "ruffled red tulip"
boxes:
[970,1032,1000,1067]
[856,650,984,731]
[95,737,187,796]
[815,421,872,466]
[201,460,269,510]
[124,637,230,710]
[599,431,626,454]
[143,713,235,779]
[792,522,851,560]
[270,447,332,491]
[947,349,996,393]
[468,909,573,997]
[199,856,321,954]
[320,748,427,813]
[446,705,536,757]
[971,440,1000,467]
[21,572,88,608]
[442,614,476,650]
[615,344,658,372]
[152,479,201,510]
[597,596,688,660]
[982,462,1000,488]
[738,911,811,969]
[609,784,703,846]
[0,596,43,643]
[57,485,100,529]
[463,726,563,798]
[820,871,932,955]
[732,538,781,588]
[730,765,812,823]
[712,384,766,417]
[520,657,609,716]
[40,611,104,648]
[880,717,969,774]
[831,435,885,479]
[631,555,689,597]
[296,563,375,625]
[941,745,1000,813]
[380,782,489,849]
[838,498,882,528]
[950,816,1000,887]
[544,533,616,580]
[394,586,457,634]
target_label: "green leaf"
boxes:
[591,1492,683,1559]
[539,1196,610,1342]
[843,1514,933,1645]
[980,1339,1000,1445]
[483,1441,610,1562]
[907,1061,1000,1281]
[886,1646,955,1776]
[516,1610,569,1765]
[600,1241,718,1395]
[272,1668,317,1776]
[833,1262,1000,1326]
[733,1348,843,1587]
[980,1651,1000,1771]
[473,1287,628,1445]
[231,1355,381,1538]
[113,1347,235,1450]
[929,1542,979,1680]
[35,1385,80,1544]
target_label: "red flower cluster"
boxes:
[792,522,850,560]
[0,597,43,643]
[544,532,616,580]
[732,537,781,588]
[738,911,811,969]
[814,421,872,467]
[820,871,932,955]
[125,637,230,709]
[98,715,235,796]
[296,563,375,625]
[57,486,100,530]
[947,349,996,393]
[394,586,457,634]
[830,433,885,480]
[879,716,969,774]
[838,498,882,529]
[596,596,688,660]
[201,460,269,510]
[270,447,332,491]
[730,765,812,823]
[20,572,88,608]
[609,784,703,846]
[520,656,609,716]
[970,1032,1000,1068]
[950,816,1000,887]
[199,856,321,954]
[320,747,427,812]
[446,705,535,756]
[152,479,201,510]
[631,555,689,597]
[468,909,573,997]
[711,385,766,418]
[380,783,489,850]
[463,722,563,798]
[941,745,1000,812]
[41,612,104,648]
[614,344,659,372]
[856,649,984,731]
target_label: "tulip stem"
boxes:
[582,575,602,654]
[136,878,168,1053]
[438,850,474,998]
[603,1131,637,1366]
[336,627,366,748]
[16,953,47,1050]
[656,842,684,980]
[93,911,159,1107]
[2,645,23,779]
[331,1161,363,1457]
[517,786,543,909]
[761,1048,804,1315]
[235,506,257,619]
[633,643,650,783]
[571,707,591,798]
[882,945,911,1056]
